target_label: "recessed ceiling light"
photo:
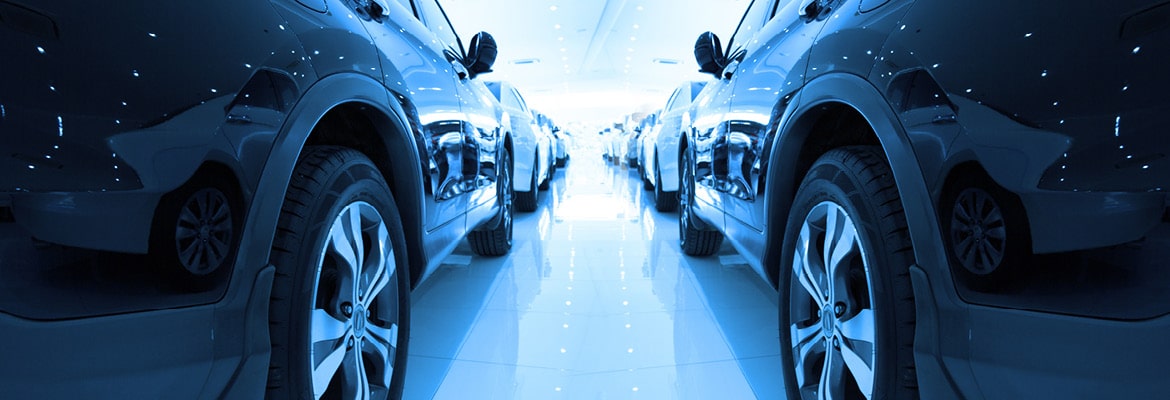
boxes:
[633,24,640,29]
[636,5,644,11]
[558,36,564,41]
[549,5,558,11]
[554,24,561,29]
[560,48,567,52]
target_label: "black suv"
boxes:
[679,0,1170,398]
[0,0,513,398]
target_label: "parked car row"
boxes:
[637,81,708,212]
[484,81,557,212]
[0,0,551,398]
[667,0,1170,399]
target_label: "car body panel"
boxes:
[642,81,707,193]
[486,81,552,193]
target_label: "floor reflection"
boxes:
[405,146,783,399]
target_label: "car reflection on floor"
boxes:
[403,144,784,399]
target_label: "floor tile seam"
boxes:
[555,358,745,377]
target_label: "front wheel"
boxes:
[778,146,917,400]
[469,148,514,256]
[267,146,410,400]
[653,157,678,212]
[678,147,722,256]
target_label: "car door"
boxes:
[410,0,504,215]
[720,0,830,237]
[358,0,470,231]
[691,0,779,229]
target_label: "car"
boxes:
[0,0,513,398]
[486,81,554,212]
[679,0,1170,398]
[626,110,658,169]
[537,112,571,168]
[638,81,708,211]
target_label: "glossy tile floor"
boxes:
[403,144,784,399]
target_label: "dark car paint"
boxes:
[685,0,1170,398]
[0,0,505,397]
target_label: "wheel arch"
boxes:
[762,72,949,287]
[238,72,426,291]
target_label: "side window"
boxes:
[511,88,530,113]
[413,0,464,57]
[727,0,778,61]
[664,88,683,112]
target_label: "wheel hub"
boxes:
[353,304,367,337]
[821,308,836,340]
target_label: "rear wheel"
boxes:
[941,172,1027,290]
[779,146,917,400]
[515,162,539,212]
[679,147,722,256]
[640,162,654,191]
[267,146,410,400]
[469,148,514,256]
[152,175,240,290]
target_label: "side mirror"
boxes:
[465,31,497,79]
[693,31,726,78]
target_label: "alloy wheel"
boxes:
[174,187,234,275]
[309,201,399,399]
[789,201,876,400]
[949,187,1007,275]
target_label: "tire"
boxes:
[778,146,917,400]
[640,162,654,191]
[267,146,410,400]
[654,158,678,212]
[538,158,552,191]
[468,148,514,256]
[940,172,1028,290]
[679,146,722,256]
[515,164,539,212]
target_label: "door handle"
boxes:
[799,0,826,21]
[354,0,390,22]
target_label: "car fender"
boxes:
[764,72,948,280]
[233,72,422,288]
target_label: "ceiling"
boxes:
[442,0,748,127]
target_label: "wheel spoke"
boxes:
[341,345,372,400]
[178,240,200,265]
[794,331,826,391]
[362,323,398,390]
[310,308,353,398]
[985,225,1007,241]
[361,223,392,308]
[329,207,365,299]
[311,308,351,349]
[818,346,845,400]
[979,240,1004,266]
[796,219,827,307]
[839,340,875,399]
[824,208,858,300]
[839,309,875,344]
[838,308,876,398]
